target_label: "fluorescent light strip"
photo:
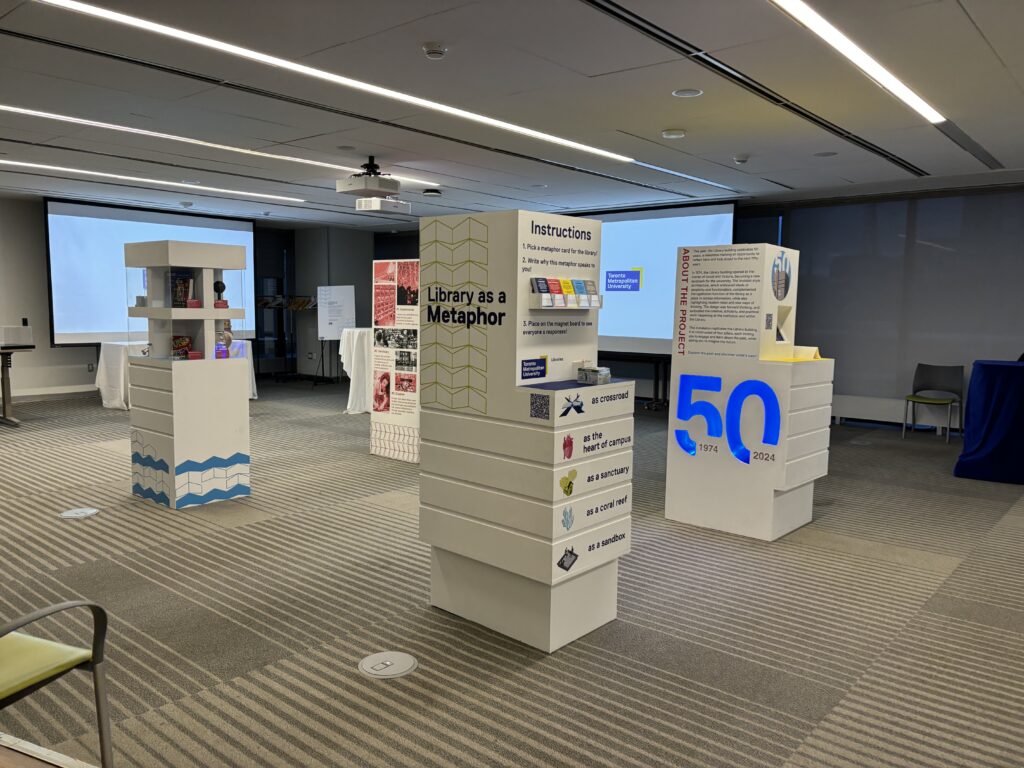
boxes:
[0,104,435,186]
[35,0,635,163]
[0,158,305,201]
[768,0,945,124]
[633,161,737,192]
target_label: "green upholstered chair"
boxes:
[903,363,964,444]
[0,601,113,767]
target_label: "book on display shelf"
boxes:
[169,269,195,308]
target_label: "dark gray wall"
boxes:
[295,226,374,377]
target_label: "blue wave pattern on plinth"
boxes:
[176,484,251,509]
[131,483,170,507]
[174,453,251,508]
[175,453,251,473]
[131,452,170,472]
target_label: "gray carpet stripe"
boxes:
[230,674,434,768]
[267,663,529,768]
[338,612,802,767]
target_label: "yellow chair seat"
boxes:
[0,632,91,701]
[905,394,956,405]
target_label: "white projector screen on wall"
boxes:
[46,201,255,346]
[597,204,734,354]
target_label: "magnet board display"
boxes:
[371,260,420,462]
[317,285,356,341]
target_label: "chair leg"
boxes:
[902,400,908,438]
[911,403,916,434]
[92,662,114,768]
[946,403,952,444]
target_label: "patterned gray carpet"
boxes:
[1,384,1022,768]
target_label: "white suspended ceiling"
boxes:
[0,0,1019,228]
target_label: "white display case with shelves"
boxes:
[125,241,250,509]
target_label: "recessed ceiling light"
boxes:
[422,42,447,61]
[422,188,442,196]
[661,129,687,140]
[813,151,838,157]
[767,0,945,124]
[181,179,201,184]
[0,103,435,186]
[671,88,703,98]
[335,145,356,151]
[36,0,634,163]
[0,158,305,201]
[531,183,548,189]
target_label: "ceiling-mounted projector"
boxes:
[336,155,401,197]
[356,197,412,215]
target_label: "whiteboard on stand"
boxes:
[317,285,356,341]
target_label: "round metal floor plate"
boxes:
[59,507,99,519]
[358,651,418,679]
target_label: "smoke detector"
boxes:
[661,128,687,140]
[732,153,750,165]
[422,188,442,197]
[422,42,447,61]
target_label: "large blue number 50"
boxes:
[726,380,781,464]
[674,375,723,455]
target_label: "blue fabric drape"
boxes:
[954,361,1024,484]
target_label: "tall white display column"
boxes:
[419,211,634,653]
[665,244,833,540]
[126,241,251,509]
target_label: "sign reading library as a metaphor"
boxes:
[666,244,834,541]
[419,210,634,654]
[419,210,603,418]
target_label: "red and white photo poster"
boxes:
[373,283,396,327]
[396,260,419,325]
[372,370,391,413]
[371,259,420,461]
[374,260,397,284]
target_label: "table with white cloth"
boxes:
[96,340,258,410]
[339,327,373,414]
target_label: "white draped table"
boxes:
[96,340,257,410]
[339,327,373,414]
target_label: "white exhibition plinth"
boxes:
[665,244,833,540]
[419,210,633,653]
[126,241,251,510]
